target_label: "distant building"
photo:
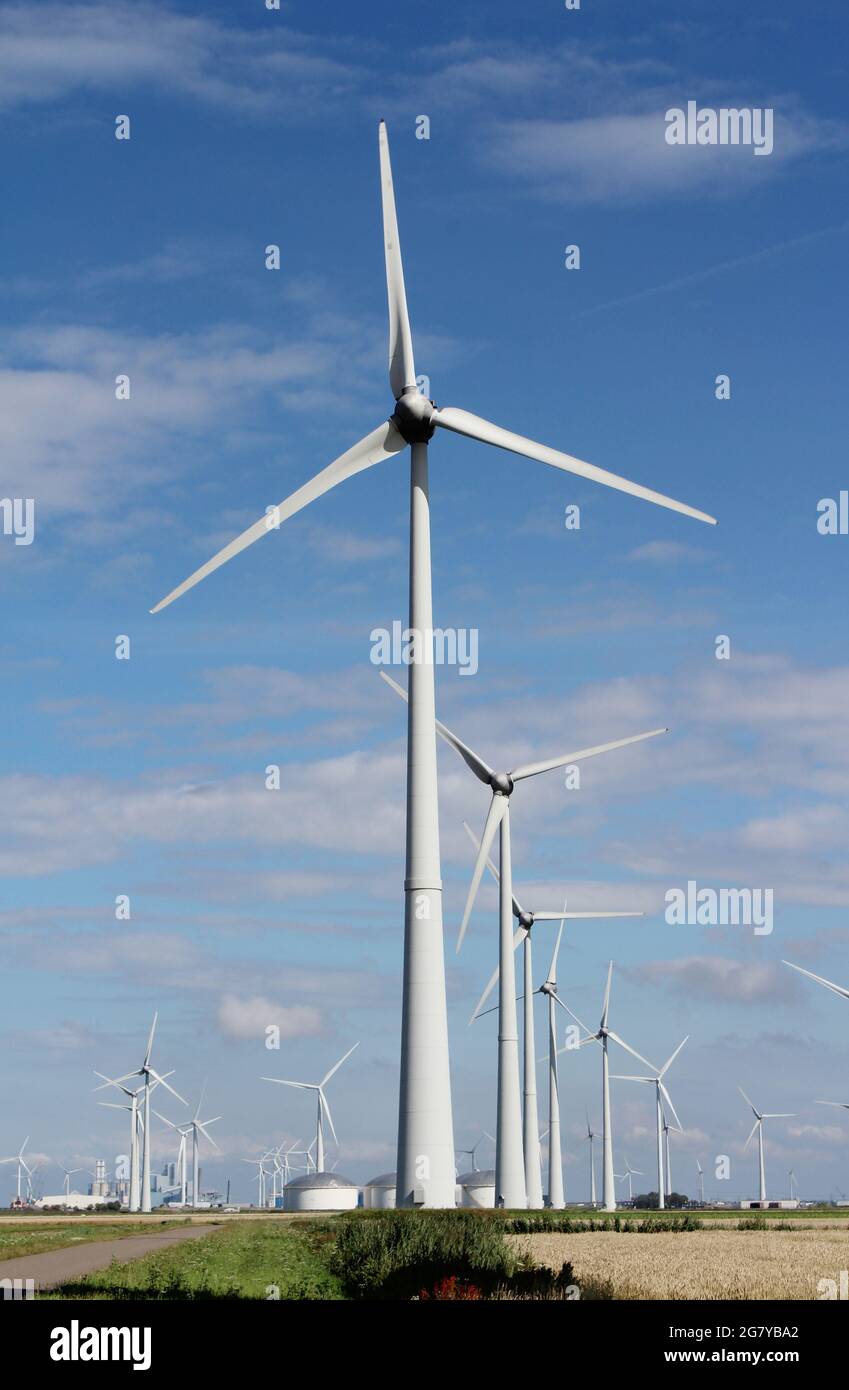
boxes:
[35,1194,111,1212]
[283,1173,359,1212]
[457,1170,496,1209]
[363,1173,397,1210]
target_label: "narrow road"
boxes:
[0,1223,222,1293]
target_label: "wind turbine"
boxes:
[696,1159,705,1205]
[183,1090,221,1208]
[585,1112,598,1208]
[456,1134,489,1173]
[788,1169,798,1201]
[619,1158,643,1203]
[1,1138,32,1203]
[262,1044,358,1173]
[94,1070,160,1212]
[150,121,715,1209]
[107,1014,186,1212]
[58,1163,84,1199]
[738,1087,794,1204]
[557,963,655,1212]
[613,1037,687,1210]
[462,820,644,1210]
[383,671,665,1210]
[154,1112,192,1205]
[242,1157,268,1208]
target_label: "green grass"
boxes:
[44,1220,344,1301]
[0,1221,188,1260]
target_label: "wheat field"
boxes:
[511,1228,849,1300]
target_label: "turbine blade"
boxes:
[744,1119,759,1150]
[551,992,597,1041]
[380,672,494,785]
[432,406,717,525]
[762,1113,795,1119]
[782,959,849,1002]
[261,1078,314,1091]
[196,1121,220,1151]
[143,1012,158,1068]
[606,1029,656,1072]
[469,928,525,1023]
[738,1085,759,1118]
[815,1101,849,1110]
[659,1035,689,1079]
[510,727,668,783]
[457,794,507,953]
[148,1068,186,1105]
[659,1081,683,1131]
[151,421,405,613]
[547,912,566,985]
[319,1091,339,1147]
[463,819,522,915]
[321,1042,359,1088]
[378,121,416,397]
[601,961,613,1029]
[532,910,643,920]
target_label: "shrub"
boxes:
[331,1210,514,1299]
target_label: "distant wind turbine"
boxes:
[103,1015,185,1212]
[262,1044,358,1173]
[558,962,655,1211]
[613,1036,687,1210]
[463,820,643,1209]
[738,1086,794,1203]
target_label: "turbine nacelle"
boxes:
[490,773,514,796]
[391,388,436,443]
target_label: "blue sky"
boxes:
[2,0,849,1203]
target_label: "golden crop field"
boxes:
[511,1228,849,1300]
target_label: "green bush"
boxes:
[330,1210,515,1299]
[503,1213,702,1234]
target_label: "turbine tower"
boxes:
[738,1086,794,1204]
[262,1044,358,1173]
[696,1159,705,1204]
[613,1036,687,1210]
[559,962,655,1212]
[149,122,715,1208]
[94,1070,158,1212]
[383,672,664,1208]
[585,1113,598,1208]
[1,1138,32,1202]
[463,822,644,1210]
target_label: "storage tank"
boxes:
[362,1172,397,1210]
[457,1169,496,1209]
[283,1172,360,1212]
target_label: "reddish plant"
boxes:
[420,1275,483,1301]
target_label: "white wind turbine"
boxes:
[456,1134,489,1173]
[107,1014,186,1212]
[383,671,665,1209]
[94,1070,169,1212]
[243,1156,269,1208]
[558,962,656,1212]
[619,1158,643,1203]
[150,121,715,1209]
[58,1163,84,1199]
[463,821,644,1210]
[262,1044,358,1174]
[154,1112,192,1205]
[738,1087,794,1204]
[1,1138,33,1203]
[585,1112,598,1208]
[788,1168,798,1201]
[696,1159,705,1204]
[613,1037,687,1210]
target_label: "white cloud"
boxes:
[217,993,323,1042]
[630,956,796,1003]
[484,108,849,204]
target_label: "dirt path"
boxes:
[0,1223,222,1293]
